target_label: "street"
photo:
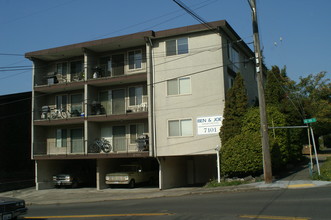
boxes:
[24,186,331,220]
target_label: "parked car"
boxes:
[0,197,28,220]
[105,164,157,188]
[53,172,88,188]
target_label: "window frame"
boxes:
[128,86,143,106]
[56,62,68,76]
[165,37,189,56]
[128,50,142,70]
[56,128,67,148]
[55,94,68,111]
[229,45,240,72]
[168,118,193,137]
[167,76,191,96]
[70,93,83,115]
[129,124,144,144]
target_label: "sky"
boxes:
[0,0,330,96]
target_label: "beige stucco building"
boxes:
[26,20,257,190]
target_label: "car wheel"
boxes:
[128,179,135,188]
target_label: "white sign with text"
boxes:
[197,116,223,135]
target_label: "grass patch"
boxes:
[204,179,250,188]
[312,157,331,181]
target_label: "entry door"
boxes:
[113,126,126,151]
[112,89,125,114]
[111,54,124,76]
[71,128,84,153]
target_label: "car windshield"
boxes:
[119,165,138,172]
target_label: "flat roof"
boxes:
[25,20,253,61]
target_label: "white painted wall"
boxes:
[153,32,225,157]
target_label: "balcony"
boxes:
[33,136,149,159]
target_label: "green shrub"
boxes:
[221,131,263,177]
[204,179,248,187]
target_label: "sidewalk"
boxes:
[0,179,330,205]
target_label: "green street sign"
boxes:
[303,118,317,124]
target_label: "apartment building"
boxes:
[26,20,257,190]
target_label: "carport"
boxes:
[35,159,96,190]
[96,158,158,190]
[158,155,216,189]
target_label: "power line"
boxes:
[172,0,219,34]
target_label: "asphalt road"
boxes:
[24,186,331,220]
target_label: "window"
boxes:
[128,50,142,69]
[71,94,83,115]
[99,91,111,115]
[56,129,67,147]
[167,77,191,95]
[70,61,83,74]
[229,45,240,72]
[130,124,144,144]
[166,38,188,56]
[129,86,143,106]
[56,62,68,75]
[168,119,193,137]
[56,95,67,111]
[229,76,234,88]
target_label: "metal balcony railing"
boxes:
[33,137,149,157]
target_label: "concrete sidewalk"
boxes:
[0,180,330,205]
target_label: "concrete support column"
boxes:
[35,160,61,190]
[96,159,109,190]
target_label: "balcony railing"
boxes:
[36,72,85,87]
[33,137,149,157]
[36,106,84,121]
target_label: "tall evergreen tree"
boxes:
[265,66,287,107]
[219,73,248,144]
[265,65,305,162]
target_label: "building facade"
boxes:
[26,20,257,190]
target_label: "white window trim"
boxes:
[167,76,192,96]
[128,86,144,107]
[167,118,193,138]
[165,37,189,56]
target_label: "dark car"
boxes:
[53,173,87,188]
[0,197,28,220]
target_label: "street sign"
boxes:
[303,118,317,124]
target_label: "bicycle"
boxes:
[88,138,112,153]
[50,108,67,119]
[41,106,69,120]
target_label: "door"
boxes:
[71,128,84,153]
[113,126,126,151]
[112,89,125,114]
[111,54,124,76]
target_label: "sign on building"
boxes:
[197,116,223,135]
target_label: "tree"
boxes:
[265,66,288,107]
[221,106,293,177]
[219,73,248,144]
[295,72,331,143]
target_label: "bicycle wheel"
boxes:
[102,143,111,153]
[61,110,67,119]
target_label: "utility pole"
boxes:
[248,0,273,184]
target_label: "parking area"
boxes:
[35,158,159,190]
